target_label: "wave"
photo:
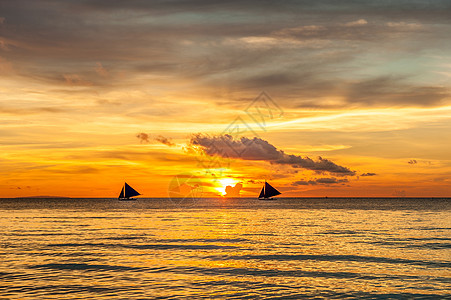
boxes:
[27,263,450,283]
[368,241,451,250]
[208,254,450,268]
[47,242,241,250]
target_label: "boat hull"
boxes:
[258,197,278,201]
[118,198,138,201]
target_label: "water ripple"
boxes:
[46,242,241,250]
[210,254,451,268]
[1,198,450,298]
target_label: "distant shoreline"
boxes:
[11,196,72,199]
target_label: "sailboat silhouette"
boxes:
[258,181,281,200]
[118,182,141,201]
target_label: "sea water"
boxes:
[1,198,450,299]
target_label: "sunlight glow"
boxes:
[215,178,239,196]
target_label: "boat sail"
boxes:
[118,182,141,201]
[258,181,281,200]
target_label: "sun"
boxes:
[215,178,239,196]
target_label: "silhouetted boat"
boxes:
[258,181,281,200]
[118,182,140,201]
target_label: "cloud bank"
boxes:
[1,0,450,109]
[293,177,349,186]
[190,134,355,176]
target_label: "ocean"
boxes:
[1,197,450,299]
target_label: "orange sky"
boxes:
[1,1,451,197]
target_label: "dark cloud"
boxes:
[293,177,348,186]
[190,134,355,176]
[293,180,317,186]
[241,73,302,88]
[277,155,355,175]
[316,177,348,184]
[155,135,175,147]
[136,132,175,147]
[136,133,175,146]
[408,159,418,164]
[225,183,242,197]
[361,172,377,176]
[136,133,150,143]
[234,73,450,109]
[23,1,451,22]
[1,0,450,108]
[344,77,449,107]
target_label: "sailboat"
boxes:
[258,181,281,200]
[118,182,141,201]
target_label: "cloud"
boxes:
[0,105,64,115]
[225,183,242,197]
[94,62,109,77]
[244,73,450,108]
[226,70,450,109]
[293,180,317,186]
[343,77,449,107]
[361,172,377,176]
[1,0,450,110]
[316,177,348,184]
[276,155,355,175]
[63,74,92,86]
[190,134,355,176]
[155,135,175,147]
[345,19,368,27]
[246,179,260,184]
[136,133,150,143]
[136,133,175,146]
[272,18,423,43]
[386,22,422,30]
[408,159,417,164]
[293,177,349,186]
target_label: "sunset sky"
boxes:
[1,0,451,197]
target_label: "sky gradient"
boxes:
[1,0,451,197]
